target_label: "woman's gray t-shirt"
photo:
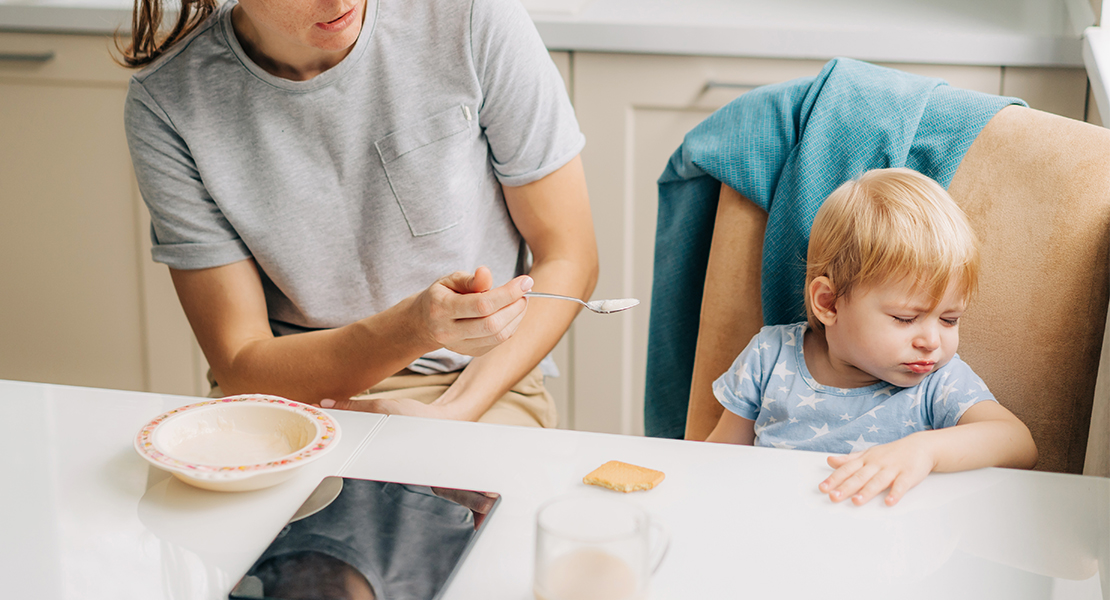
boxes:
[124,0,585,373]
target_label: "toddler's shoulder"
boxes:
[756,321,807,346]
[930,354,988,387]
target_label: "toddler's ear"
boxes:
[809,276,838,326]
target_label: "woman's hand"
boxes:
[818,434,936,507]
[319,396,464,420]
[413,266,534,357]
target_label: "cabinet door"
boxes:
[571,54,1003,435]
[0,33,205,395]
[1000,67,1089,121]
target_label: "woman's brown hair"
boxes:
[116,0,218,68]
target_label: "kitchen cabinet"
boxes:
[0,32,208,397]
[568,52,1091,435]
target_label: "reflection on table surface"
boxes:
[1,380,1106,600]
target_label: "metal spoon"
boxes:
[524,292,640,314]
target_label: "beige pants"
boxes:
[208,366,557,428]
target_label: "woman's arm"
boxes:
[323,155,598,420]
[819,401,1037,506]
[171,258,533,403]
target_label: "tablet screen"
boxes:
[229,477,501,600]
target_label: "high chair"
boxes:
[679,105,1110,475]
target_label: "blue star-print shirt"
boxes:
[712,322,996,454]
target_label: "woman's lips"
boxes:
[905,361,935,374]
[316,6,356,32]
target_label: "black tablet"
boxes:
[229,476,501,600]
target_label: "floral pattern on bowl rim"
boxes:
[134,394,340,480]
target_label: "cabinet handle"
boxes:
[704,81,761,90]
[0,51,56,62]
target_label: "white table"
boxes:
[2,379,1107,599]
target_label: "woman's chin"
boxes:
[311,29,361,54]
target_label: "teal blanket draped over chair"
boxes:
[645,57,1024,439]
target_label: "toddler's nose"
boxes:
[913,325,941,352]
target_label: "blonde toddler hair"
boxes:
[805,167,980,331]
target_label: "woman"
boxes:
[120,0,598,427]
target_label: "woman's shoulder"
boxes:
[129,2,233,87]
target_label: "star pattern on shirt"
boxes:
[767,416,778,423]
[784,329,797,346]
[797,393,824,410]
[845,435,878,452]
[772,361,795,381]
[760,341,771,351]
[867,425,880,433]
[771,441,797,449]
[738,363,753,384]
[778,387,789,394]
[839,413,852,421]
[908,388,925,409]
[809,423,830,439]
[903,418,917,427]
[957,399,977,415]
[789,417,799,424]
[976,379,989,392]
[937,381,958,407]
[873,386,894,398]
[862,405,885,419]
[762,396,779,409]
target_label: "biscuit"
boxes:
[582,460,665,493]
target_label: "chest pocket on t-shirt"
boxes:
[375,105,476,237]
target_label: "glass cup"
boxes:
[533,494,669,600]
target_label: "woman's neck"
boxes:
[231,5,355,81]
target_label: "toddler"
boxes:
[707,168,1037,506]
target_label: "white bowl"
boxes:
[134,394,341,492]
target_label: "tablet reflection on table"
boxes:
[229,477,501,600]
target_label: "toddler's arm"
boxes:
[706,409,757,445]
[819,401,1037,506]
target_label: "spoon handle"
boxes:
[522,292,589,308]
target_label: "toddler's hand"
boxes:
[818,435,936,506]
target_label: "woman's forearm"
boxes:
[173,261,531,404]
[434,155,599,420]
[433,255,596,420]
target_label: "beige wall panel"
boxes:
[134,179,210,397]
[1002,67,1089,121]
[1,33,204,397]
[877,62,1002,94]
[0,79,145,390]
[549,50,572,97]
